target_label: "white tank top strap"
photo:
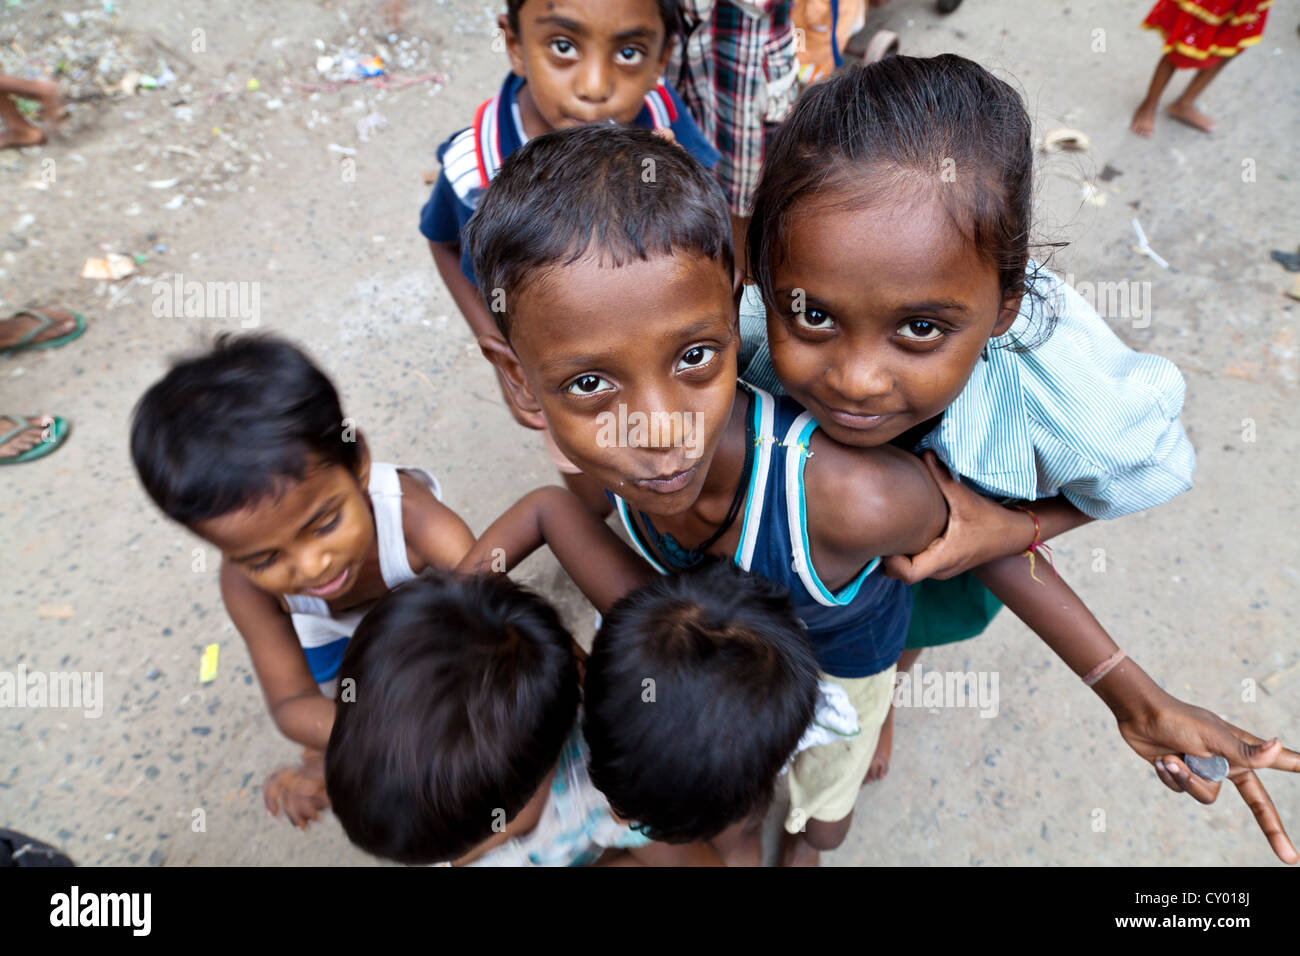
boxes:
[370,462,442,589]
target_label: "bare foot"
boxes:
[1130,101,1157,137]
[779,830,821,867]
[1167,101,1215,133]
[0,415,57,460]
[0,309,79,350]
[0,122,46,149]
[862,705,895,785]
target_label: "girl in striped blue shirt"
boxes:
[741,55,1299,864]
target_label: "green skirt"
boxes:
[904,572,1003,649]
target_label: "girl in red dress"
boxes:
[1130,0,1271,137]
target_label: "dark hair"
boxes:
[506,0,679,43]
[748,55,1059,348]
[326,571,580,865]
[129,333,362,527]
[583,560,819,843]
[463,124,732,340]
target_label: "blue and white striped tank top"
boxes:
[610,385,911,679]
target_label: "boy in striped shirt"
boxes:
[421,0,717,510]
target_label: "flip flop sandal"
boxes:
[0,308,87,357]
[0,414,69,465]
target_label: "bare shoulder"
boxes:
[802,432,946,560]
[397,469,476,571]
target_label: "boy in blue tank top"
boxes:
[465,124,1299,866]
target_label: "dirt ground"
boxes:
[1,0,1297,867]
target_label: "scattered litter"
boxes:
[199,643,219,684]
[1098,163,1122,182]
[81,253,137,280]
[154,243,168,254]
[14,213,35,232]
[164,144,199,158]
[246,78,261,91]
[1130,218,1170,269]
[1080,182,1106,207]
[356,110,387,142]
[422,169,438,185]
[37,604,76,619]
[118,69,141,94]
[316,55,335,75]
[1042,127,1090,152]
[156,65,176,88]
[1285,279,1300,303]
[137,74,158,89]
[1262,660,1300,693]
[162,195,185,210]
[1270,247,1300,272]
[147,178,179,189]
[327,143,357,156]
[354,56,385,78]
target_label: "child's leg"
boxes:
[709,809,765,866]
[781,666,896,866]
[1167,59,1230,133]
[864,646,921,784]
[1130,54,1177,138]
[0,75,61,147]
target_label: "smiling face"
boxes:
[764,186,1021,449]
[487,251,741,517]
[194,456,375,601]
[503,0,671,135]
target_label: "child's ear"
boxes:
[655,31,674,77]
[730,267,745,341]
[352,429,372,489]
[993,292,1023,338]
[500,14,526,78]
[479,335,544,419]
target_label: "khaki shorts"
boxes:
[785,665,896,832]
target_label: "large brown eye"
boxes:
[792,308,832,331]
[566,374,612,396]
[677,346,717,371]
[898,320,943,342]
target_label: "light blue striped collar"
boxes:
[924,326,1037,501]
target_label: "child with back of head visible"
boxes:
[421,0,718,513]
[129,334,475,828]
[738,55,1300,863]
[326,526,819,865]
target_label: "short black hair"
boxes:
[583,560,819,843]
[748,55,1059,349]
[326,571,580,865]
[506,0,679,43]
[463,124,732,340]
[129,333,362,527]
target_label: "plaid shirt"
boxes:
[670,1,800,215]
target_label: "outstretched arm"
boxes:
[975,554,1300,864]
[458,486,654,613]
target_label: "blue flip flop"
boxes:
[0,414,70,465]
[0,309,87,357]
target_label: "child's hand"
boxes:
[264,749,331,831]
[881,452,1035,583]
[1116,693,1300,863]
